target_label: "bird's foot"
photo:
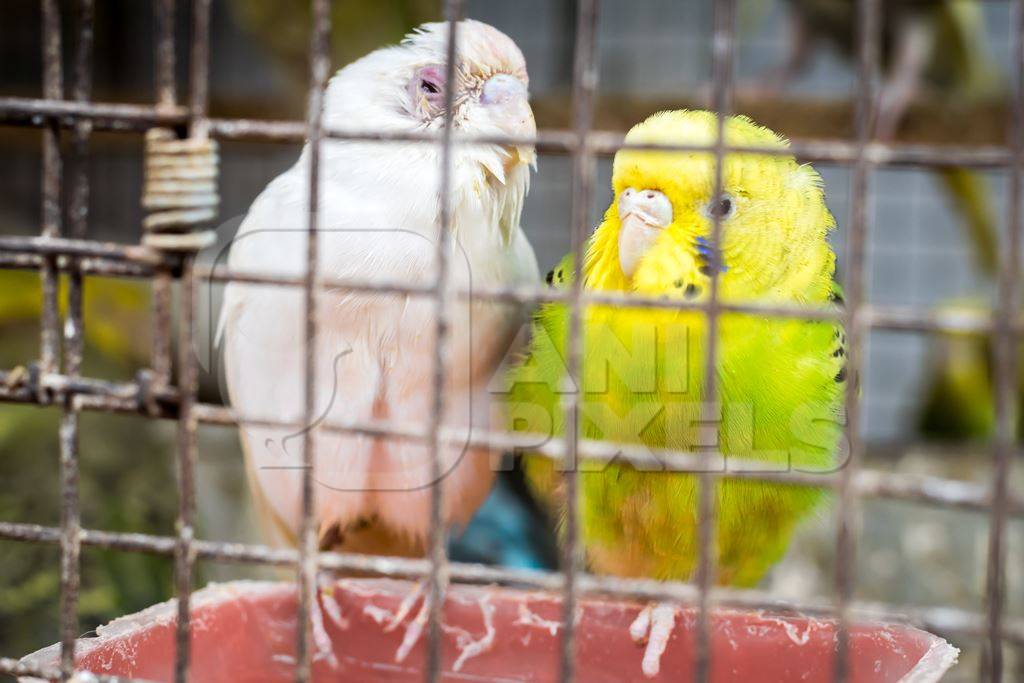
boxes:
[384,579,438,663]
[384,579,425,633]
[317,575,349,630]
[309,575,342,666]
[629,602,677,678]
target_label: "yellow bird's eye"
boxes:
[705,193,735,220]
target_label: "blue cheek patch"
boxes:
[695,235,728,274]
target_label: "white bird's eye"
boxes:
[410,65,446,114]
[705,193,735,220]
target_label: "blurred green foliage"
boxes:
[0,272,179,658]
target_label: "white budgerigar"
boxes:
[218,19,538,657]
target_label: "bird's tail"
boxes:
[935,167,999,276]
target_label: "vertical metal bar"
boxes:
[982,1,1024,679]
[424,1,464,680]
[171,2,211,681]
[67,0,94,372]
[188,0,210,138]
[559,1,599,681]
[69,0,94,246]
[57,408,80,683]
[694,1,737,681]
[40,0,64,378]
[57,2,93,680]
[834,0,879,680]
[172,261,199,683]
[155,0,177,108]
[152,0,176,388]
[295,1,330,681]
[40,0,70,677]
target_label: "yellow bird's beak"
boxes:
[618,187,673,278]
[618,187,713,299]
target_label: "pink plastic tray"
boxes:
[21,579,958,682]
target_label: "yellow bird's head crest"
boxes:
[585,110,836,304]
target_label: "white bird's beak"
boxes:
[481,73,536,171]
[618,188,673,278]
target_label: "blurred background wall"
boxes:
[2,0,1017,437]
[1,1,1022,678]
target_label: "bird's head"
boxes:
[405,21,535,163]
[324,19,535,178]
[322,20,535,244]
[587,110,836,304]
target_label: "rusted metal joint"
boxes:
[142,128,218,251]
[26,362,52,406]
[2,365,29,392]
[134,368,162,417]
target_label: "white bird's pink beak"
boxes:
[481,73,536,169]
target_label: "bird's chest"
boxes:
[319,233,525,392]
[579,309,837,457]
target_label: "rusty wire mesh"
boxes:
[0,0,1022,682]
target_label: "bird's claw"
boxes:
[384,580,426,633]
[384,580,435,663]
[395,596,431,663]
[629,602,677,678]
[310,575,341,666]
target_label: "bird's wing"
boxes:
[238,434,300,548]
[215,166,332,546]
[508,252,577,517]
[543,252,576,289]
[828,280,848,387]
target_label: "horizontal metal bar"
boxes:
[2,370,1020,516]
[477,428,1024,516]
[863,306,997,334]
[212,119,1018,168]
[0,96,187,132]
[196,264,1018,334]
[0,251,1010,334]
[0,520,1020,646]
[0,252,155,278]
[184,406,1024,518]
[0,369,180,415]
[191,403,428,443]
[197,263,434,296]
[0,95,1014,168]
[207,116,306,141]
[136,122,1024,169]
[0,235,178,268]
[199,263,845,323]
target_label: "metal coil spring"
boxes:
[142,127,218,251]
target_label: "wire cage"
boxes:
[0,0,1021,681]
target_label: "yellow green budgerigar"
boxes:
[502,110,846,677]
